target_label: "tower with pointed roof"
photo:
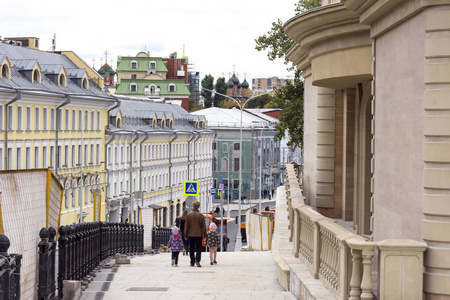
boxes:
[97,52,116,91]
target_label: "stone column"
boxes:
[423,5,450,298]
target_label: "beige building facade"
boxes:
[285,0,450,297]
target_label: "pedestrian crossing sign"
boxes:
[183,180,199,196]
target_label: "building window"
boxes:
[59,73,66,86]
[84,110,88,130]
[130,83,137,92]
[72,109,76,130]
[234,143,240,150]
[51,107,57,130]
[131,74,137,79]
[64,145,69,168]
[17,106,22,131]
[212,142,216,150]
[96,111,100,130]
[26,106,31,130]
[57,108,62,130]
[96,144,100,165]
[7,106,13,130]
[149,61,156,69]
[65,109,69,130]
[90,144,94,164]
[168,83,176,92]
[16,148,22,169]
[234,157,239,171]
[90,112,94,130]
[57,146,61,168]
[82,78,88,89]
[43,107,48,131]
[130,60,138,69]
[72,145,76,168]
[78,145,82,166]
[78,110,82,130]
[0,105,3,130]
[35,107,40,130]
[84,145,88,166]
[33,69,40,83]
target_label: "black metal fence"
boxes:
[151,226,172,249]
[35,222,143,300]
[0,234,22,300]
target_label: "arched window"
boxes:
[221,157,228,171]
[1,64,10,79]
[59,73,66,86]
[130,83,137,92]
[168,83,176,92]
[149,61,156,69]
[82,78,88,89]
[130,60,138,69]
[33,69,40,83]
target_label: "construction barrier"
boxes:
[245,211,272,251]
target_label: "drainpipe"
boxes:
[138,132,149,223]
[187,132,196,180]
[168,132,178,225]
[193,132,201,208]
[55,95,71,176]
[4,90,22,170]
[105,100,120,221]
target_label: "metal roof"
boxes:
[191,107,276,129]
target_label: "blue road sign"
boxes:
[183,180,199,196]
[220,173,223,183]
[211,188,216,195]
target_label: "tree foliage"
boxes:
[254,0,320,148]
[246,93,273,109]
[214,77,228,107]
[201,74,214,108]
[272,71,304,148]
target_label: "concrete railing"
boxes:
[284,164,427,300]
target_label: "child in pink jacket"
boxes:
[167,226,184,267]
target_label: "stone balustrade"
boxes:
[282,164,427,299]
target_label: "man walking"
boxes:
[184,201,206,267]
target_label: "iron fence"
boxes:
[151,227,172,249]
[0,234,22,300]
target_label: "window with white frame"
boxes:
[48,146,53,168]
[51,108,56,130]
[26,147,30,169]
[43,107,48,131]
[72,109,76,130]
[149,61,156,69]
[78,145,82,166]
[65,109,69,130]
[130,60,138,69]
[96,111,100,130]
[72,145,76,167]
[168,83,176,92]
[57,108,62,130]
[35,107,40,130]
[84,144,88,166]
[130,83,137,92]
[90,112,94,130]
[7,148,12,169]
[64,145,69,167]
[0,105,3,130]
[16,147,22,169]
[84,110,88,130]
[34,147,39,168]
[17,106,22,131]
[90,144,94,164]
[7,106,13,130]
[78,110,82,130]
[57,146,61,168]
[96,144,100,165]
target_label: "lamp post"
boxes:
[202,88,271,251]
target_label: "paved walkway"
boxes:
[81,251,296,300]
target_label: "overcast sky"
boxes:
[1,0,298,86]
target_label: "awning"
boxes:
[148,204,164,210]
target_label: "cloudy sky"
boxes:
[1,0,298,86]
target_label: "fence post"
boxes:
[38,227,51,299]
[48,227,57,297]
[58,226,68,300]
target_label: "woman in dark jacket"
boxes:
[176,210,189,255]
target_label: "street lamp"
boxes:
[202,88,271,251]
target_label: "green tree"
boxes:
[272,71,304,148]
[254,0,321,69]
[201,74,214,108]
[214,77,228,107]
[255,0,320,147]
[246,93,273,108]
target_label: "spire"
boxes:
[233,63,236,74]
[182,43,185,59]
[92,57,95,69]
[104,50,109,64]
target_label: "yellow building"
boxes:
[0,41,116,225]
[106,95,214,226]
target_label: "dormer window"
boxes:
[59,73,66,87]
[149,61,156,69]
[168,83,176,92]
[33,69,41,84]
[130,60,138,69]
[82,78,88,89]
[1,64,10,79]
[169,120,174,128]
[130,83,137,92]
